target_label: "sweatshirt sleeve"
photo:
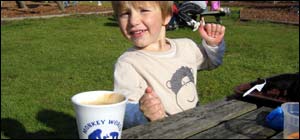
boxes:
[123,101,149,129]
[195,39,225,70]
[201,39,225,66]
[114,61,146,101]
[113,60,149,129]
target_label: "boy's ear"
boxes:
[163,15,172,26]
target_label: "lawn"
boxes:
[1,11,299,138]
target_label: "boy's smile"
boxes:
[129,29,147,39]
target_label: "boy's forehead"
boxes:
[123,1,159,9]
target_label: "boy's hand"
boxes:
[139,87,166,121]
[198,18,225,47]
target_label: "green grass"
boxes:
[1,11,299,138]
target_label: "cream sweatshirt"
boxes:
[114,38,225,129]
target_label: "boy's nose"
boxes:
[129,14,141,26]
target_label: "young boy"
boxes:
[112,1,226,129]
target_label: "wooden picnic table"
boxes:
[121,98,283,139]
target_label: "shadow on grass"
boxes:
[103,17,119,27]
[103,22,119,27]
[1,109,78,139]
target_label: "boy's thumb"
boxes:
[146,87,152,93]
[198,17,208,39]
[145,87,157,97]
[199,17,205,30]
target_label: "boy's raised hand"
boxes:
[139,87,166,121]
[198,18,225,47]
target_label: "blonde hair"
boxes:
[112,1,173,20]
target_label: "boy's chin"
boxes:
[133,44,147,49]
[132,40,148,48]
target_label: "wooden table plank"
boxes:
[270,132,283,139]
[121,99,257,139]
[187,107,278,139]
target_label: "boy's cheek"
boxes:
[119,28,130,39]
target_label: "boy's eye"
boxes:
[141,9,150,12]
[119,12,130,17]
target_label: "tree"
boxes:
[54,1,65,12]
[16,1,28,9]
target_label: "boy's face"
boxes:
[117,2,171,49]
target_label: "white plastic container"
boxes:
[281,102,299,139]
